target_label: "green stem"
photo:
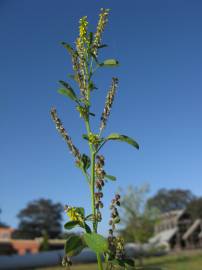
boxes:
[97,253,104,270]
[84,53,103,270]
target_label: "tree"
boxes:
[0,208,8,228]
[186,197,202,220]
[14,199,63,239]
[119,184,159,244]
[147,188,195,213]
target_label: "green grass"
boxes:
[36,250,202,270]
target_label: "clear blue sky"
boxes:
[1,0,202,234]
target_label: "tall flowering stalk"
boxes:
[51,8,139,270]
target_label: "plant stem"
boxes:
[85,120,103,270]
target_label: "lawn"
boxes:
[36,250,202,270]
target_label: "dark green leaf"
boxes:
[98,44,108,49]
[85,214,93,221]
[89,32,93,45]
[106,133,139,150]
[105,174,116,181]
[75,207,85,218]
[65,235,84,256]
[89,81,98,91]
[89,112,95,117]
[100,59,119,67]
[84,222,91,233]
[64,220,80,230]
[82,134,89,141]
[81,154,91,171]
[58,80,78,103]
[110,259,125,267]
[83,233,108,253]
[90,52,99,64]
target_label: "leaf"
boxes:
[105,174,116,181]
[75,207,85,218]
[84,222,91,233]
[64,220,80,230]
[98,44,108,49]
[106,133,139,150]
[65,235,85,256]
[100,59,119,67]
[82,134,89,141]
[83,233,108,253]
[81,154,91,171]
[58,80,78,103]
[89,32,93,45]
[89,112,95,117]
[85,214,93,221]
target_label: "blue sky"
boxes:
[0,0,202,234]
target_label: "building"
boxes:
[0,227,66,255]
[149,209,202,250]
[0,227,41,255]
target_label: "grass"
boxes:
[36,250,202,270]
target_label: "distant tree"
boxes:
[147,188,195,213]
[186,197,202,220]
[0,208,8,228]
[40,230,50,251]
[13,199,63,239]
[119,184,159,244]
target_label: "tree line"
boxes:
[1,187,202,243]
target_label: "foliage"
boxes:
[119,184,159,244]
[0,208,8,228]
[40,230,50,251]
[13,199,63,239]
[147,188,195,213]
[186,197,202,220]
[51,8,138,270]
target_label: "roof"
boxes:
[149,227,178,245]
[159,209,185,221]
[183,219,202,240]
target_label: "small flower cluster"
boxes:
[79,16,88,45]
[50,108,81,160]
[109,194,121,230]
[93,8,110,56]
[95,155,106,222]
[108,194,125,260]
[64,205,83,222]
[100,77,118,132]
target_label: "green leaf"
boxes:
[105,174,116,181]
[75,207,85,218]
[81,154,91,171]
[82,134,89,141]
[106,133,139,150]
[100,59,119,67]
[85,214,93,221]
[84,222,91,233]
[65,235,85,256]
[83,233,108,253]
[98,44,108,49]
[58,80,78,103]
[64,220,80,230]
[89,112,95,117]
[89,32,93,45]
